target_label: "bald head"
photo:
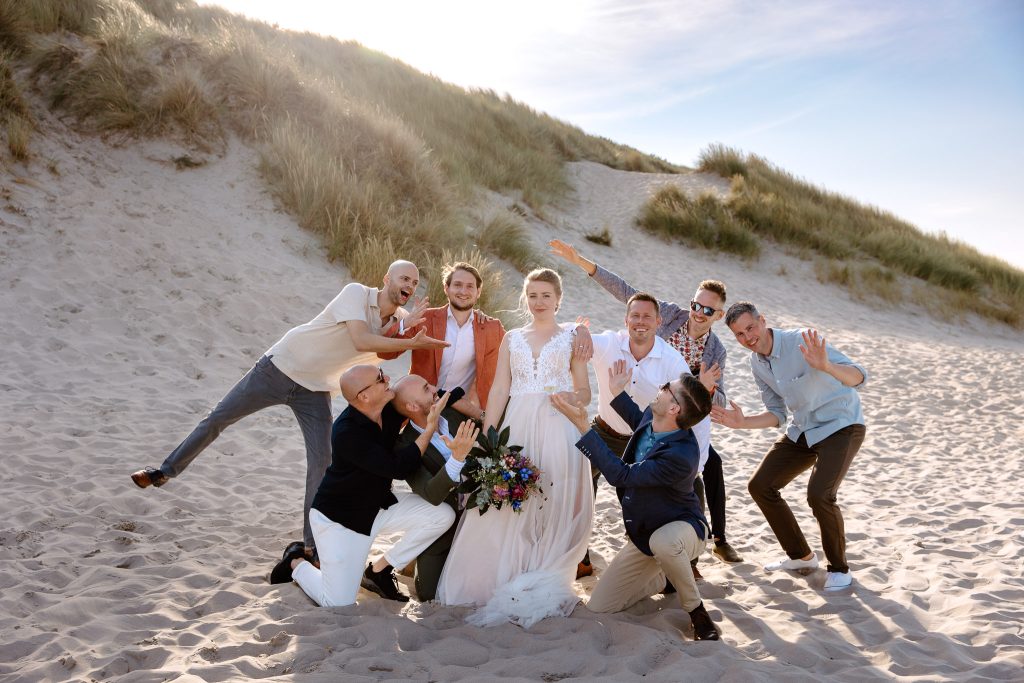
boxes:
[382,260,420,308]
[340,364,387,404]
[391,374,436,421]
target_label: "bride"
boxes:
[437,268,594,627]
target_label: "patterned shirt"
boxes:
[668,323,710,375]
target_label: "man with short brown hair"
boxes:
[379,262,506,429]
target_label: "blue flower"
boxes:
[520,468,531,477]
[502,472,512,481]
[512,500,521,510]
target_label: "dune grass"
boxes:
[473,211,539,274]
[634,143,1022,327]
[637,185,760,259]
[2,0,674,298]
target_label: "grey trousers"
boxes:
[159,355,332,548]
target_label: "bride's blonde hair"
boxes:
[517,268,563,318]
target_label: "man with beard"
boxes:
[577,292,711,578]
[550,239,744,567]
[130,261,450,554]
[378,262,506,430]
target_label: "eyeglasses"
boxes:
[690,300,720,316]
[357,368,386,396]
[660,382,681,406]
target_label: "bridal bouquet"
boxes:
[459,426,543,515]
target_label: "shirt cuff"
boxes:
[444,457,465,481]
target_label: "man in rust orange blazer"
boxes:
[379,262,505,428]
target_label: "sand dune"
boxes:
[1,112,1022,681]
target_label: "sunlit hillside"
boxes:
[1,0,1020,326]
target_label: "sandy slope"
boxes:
[1,113,1022,682]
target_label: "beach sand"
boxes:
[1,114,1022,681]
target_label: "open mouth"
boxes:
[399,288,412,300]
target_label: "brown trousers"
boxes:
[748,424,865,573]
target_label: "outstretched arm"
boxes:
[347,319,449,354]
[799,329,867,388]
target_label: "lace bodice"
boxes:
[508,327,575,395]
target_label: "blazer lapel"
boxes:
[623,409,654,464]
[432,307,446,380]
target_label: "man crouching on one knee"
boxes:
[283,364,469,607]
[551,361,720,641]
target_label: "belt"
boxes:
[594,415,631,440]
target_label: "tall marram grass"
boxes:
[1,0,676,300]
[637,186,760,260]
[666,143,1023,327]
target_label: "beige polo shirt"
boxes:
[266,283,404,394]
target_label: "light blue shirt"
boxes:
[749,328,867,446]
[634,425,682,463]
[408,417,466,481]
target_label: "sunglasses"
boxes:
[357,368,386,396]
[660,381,681,406]
[690,300,720,316]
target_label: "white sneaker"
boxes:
[764,555,819,572]
[824,571,853,591]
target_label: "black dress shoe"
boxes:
[361,563,410,602]
[688,603,720,641]
[713,542,744,563]
[130,467,168,488]
[269,542,307,584]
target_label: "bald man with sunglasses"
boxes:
[550,240,743,566]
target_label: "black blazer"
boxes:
[576,391,708,555]
[311,404,421,535]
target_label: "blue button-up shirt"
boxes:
[634,425,682,463]
[750,329,867,446]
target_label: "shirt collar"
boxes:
[408,416,450,439]
[756,328,783,362]
[617,330,664,359]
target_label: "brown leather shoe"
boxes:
[130,467,168,488]
[713,542,744,563]
[576,560,594,579]
[688,603,720,641]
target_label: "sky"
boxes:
[200,0,1024,268]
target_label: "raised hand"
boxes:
[440,420,481,462]
[550,392,589,433]
[410,328,451,350]
[711,400,745,429]
[425,391,451,432]
[799,329,829,372]
[548,239,580,265]
[572,323,593,361]
[607,359,632,397]
[698,361,721,392]
[403,296,430,330]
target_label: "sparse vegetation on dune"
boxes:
[0,0,675,296]
[1,2,1019,327]
[637,143,1022,327]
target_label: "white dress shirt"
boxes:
[438,308,476,392]
[591,330,711,471]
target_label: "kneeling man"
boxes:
[552,362,719,641]
[390,376,478,601]
[287,365,469,607]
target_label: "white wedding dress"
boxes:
[437,328,594,627]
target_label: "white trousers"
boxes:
[292,493,455,607]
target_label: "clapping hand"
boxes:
[798,329,829,372]
[440,420,480,462]
[607,359,632,397]
[711,400,745,429]
[698,361,721,392]
[550,392,589,433]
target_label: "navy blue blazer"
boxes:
[576,391,708,555]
